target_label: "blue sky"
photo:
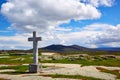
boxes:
[0,0,120,50]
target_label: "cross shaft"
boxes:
[28,31,41,64]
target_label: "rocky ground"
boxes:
[0,63,120,80]
[0,53,120,80]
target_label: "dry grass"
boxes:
[40,74,101,80]
[96,67,120,79]
[0,78,9,80]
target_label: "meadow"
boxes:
[0,51,120,80]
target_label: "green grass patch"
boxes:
[0,65,28,71]
[42,58,120,67]
[0,65,28,74]
[0,65,48,75]
[0,54,33,65]
[96,67,120,79]
[1,71,28,75]
[0,53,120,67]
[40,74,101,80]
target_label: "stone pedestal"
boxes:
[29,64,42,73]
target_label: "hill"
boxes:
[95,47,120,51]
[0,44,95,54]
[1,44,120,55]
[39,44,95,53]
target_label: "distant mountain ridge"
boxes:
[1,44,120,54]
[95,47,120,51]
[39,44,94,53]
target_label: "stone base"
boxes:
[29,64,42,73]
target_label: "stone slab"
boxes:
[29,64,42,73]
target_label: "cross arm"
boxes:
[28,37,33,41]
[28,37,42,41]
[36,37,42,41]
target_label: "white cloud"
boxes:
[0,34,31,50]
[83,23,120,47]
[1,0,101,32]
[0,0,118,50]
[45,23,120,48]
[0,31,63,50]
[0,23,120,50]
[81,0,115,7]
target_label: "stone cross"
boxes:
[28,31,42,73]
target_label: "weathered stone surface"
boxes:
[29,64,42,73]
[28,31,42,73]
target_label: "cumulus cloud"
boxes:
[81,0,115,7]
[83,24,120,47]
[0,0,117,49]
[0,23,120,49]
[1,0,101,32]
[0,33,31,50]
[51,23,120,48]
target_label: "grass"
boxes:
[0,53,119,79]
[0,54,33,65]
[0,65,48,75]
[0,65,28,74]
[96,67,120,79]
[40,74,101,80]
[0,53,120,67]
[42,58,120,67]
[0,65,28,71]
